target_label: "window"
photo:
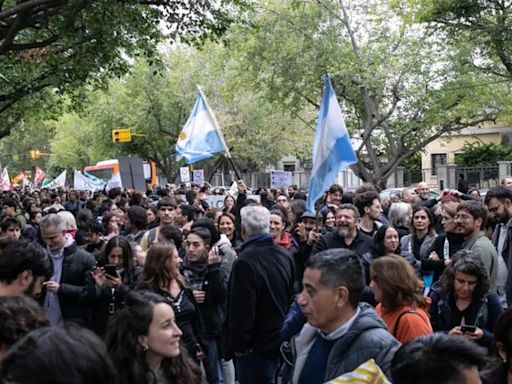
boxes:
[283,163,295,172]
[431,154,447,176]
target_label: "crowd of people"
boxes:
[2,178,512,383]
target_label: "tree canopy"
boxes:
[219,0,510,187]
[0,0,241,138]
[3,0,512,187]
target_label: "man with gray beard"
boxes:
[314,204,372,257]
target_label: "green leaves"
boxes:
[455,141,512,166]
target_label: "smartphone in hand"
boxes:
[461,325,476,333]
[104,264,117,277]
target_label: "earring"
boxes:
[141,345,148,352]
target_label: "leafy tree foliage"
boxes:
[48,47,311,180]
[221,0,509,187]
[0,0,242,138]
[455,141,512,166]
[414,0,512,79]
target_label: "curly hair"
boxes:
[440,250,490,301]
[0,295,49,349]
[105,291,201,384]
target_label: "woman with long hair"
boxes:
[370,255,433,343]
[90,236,140,336]
[102,212,120,240]
[137,242,208,366]
[106,290,201,384]
[217,212,242,251]
[146,206,159,229]
[400,206,437,262]
[428,250,503,349]
[321,207,336,233]
[423,202,465,283]
[362,225,420,284]
[222,195,235,215]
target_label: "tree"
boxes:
[0,0,242,138]
[413,0,512,80]
[455,141,512,166]
[222,0,509,188]
[0,115,54,176]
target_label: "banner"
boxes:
[270,170,292,189]
[180,167,191,183]
[106,171,122,190]
[73,170,105,191]
[11,171,25,185]
[45,170,67,189]
[0,168,11,191]
[34,166,49,186]
[193,169,205,185]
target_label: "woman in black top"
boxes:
[106,290,201,384]
[429,250,503,349]
[137,241,208,365]
[424,202,465,283]
[90,236,140,336]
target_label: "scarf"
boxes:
[274,231,292,250]
[182,256,208,290]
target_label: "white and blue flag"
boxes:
[176,91,228,164]
[306,74,357,213]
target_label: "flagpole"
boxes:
[196,86,242,181]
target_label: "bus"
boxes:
[83,159,158,187]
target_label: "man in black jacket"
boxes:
[228,204,295,384]
[314,204,372,257]
[40,214,96,327]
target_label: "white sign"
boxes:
[193,169,205,185]
[73,170,104,191]
[45,170,67,189]
[180,167,191,183]
[207,194,261,210]
[270,170,292,189]
[106,172,122,190]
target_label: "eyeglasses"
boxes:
[454,213,473,221]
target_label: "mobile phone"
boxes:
[104,264,117,277]
[461,325,476,333]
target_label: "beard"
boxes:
[25,278,41,298]
[337,228,350,238]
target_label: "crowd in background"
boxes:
[2,177,512,383]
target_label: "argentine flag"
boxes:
[176,91,228,164]
[306,74,357,213]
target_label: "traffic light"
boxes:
[30,150,41,159]
[112,129,132,143]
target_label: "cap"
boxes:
[301,211,316,220]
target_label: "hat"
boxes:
[301,211,316,220]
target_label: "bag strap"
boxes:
[392,308,425,337]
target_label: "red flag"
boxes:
[34,166,48,186]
